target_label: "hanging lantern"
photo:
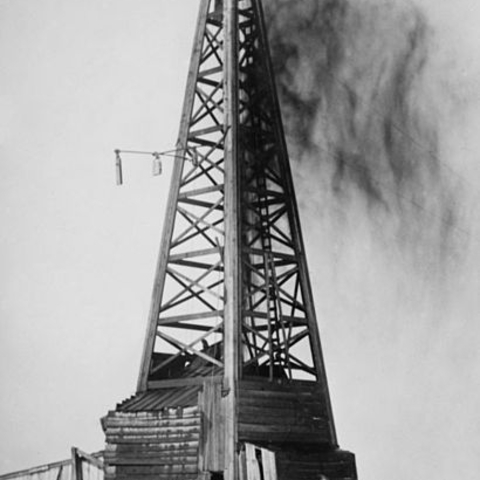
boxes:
[152,154,163,176]
[115,150,123,186]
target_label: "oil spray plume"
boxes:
[261,3,480,478]
[263,0,463,272]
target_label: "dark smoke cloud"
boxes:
[260,3,479,478]
[263,0,462,270]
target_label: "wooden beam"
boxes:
[158,310,223,325]
[223,1,240,479]
[71,448,83,480]
[148,375,222,389]
[136,0,212,393]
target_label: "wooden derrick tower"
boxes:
[102,1,357,479]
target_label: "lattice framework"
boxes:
[137,0,330,391]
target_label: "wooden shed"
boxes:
[102,380,356,480]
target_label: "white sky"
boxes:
[1,1,480,479]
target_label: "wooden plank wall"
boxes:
[103,408,201,480]
[275,449,357,480]
[238,381,331,444]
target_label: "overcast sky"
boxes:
[1,1,480,479]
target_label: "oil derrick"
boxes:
[102,1,357,479]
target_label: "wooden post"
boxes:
[199,380,225,472]
[223,0,240,479]
[70,448,83,480]
[245,444,261,480]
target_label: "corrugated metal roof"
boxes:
[116,345,225,413]
[118,359,223,412]
[117,385,201,412]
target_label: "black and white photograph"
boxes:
[1,1,479,479]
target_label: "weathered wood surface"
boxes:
[0,461,72,480]
[244,444,262,480]
[103,409,201,480]
[238,381,330,444]
[239,444,277,480]
[117,387,203,411]
[0,452,104,480]
[198,380,225,472]
[112,475,197,480]
[113,476,197,480]
[260,448,277,480]
[275,448,357,480]
[223,1,241,480]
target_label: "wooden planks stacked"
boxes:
[238,381,331,444]
[275,448,357,480]
[103,407,201,480]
